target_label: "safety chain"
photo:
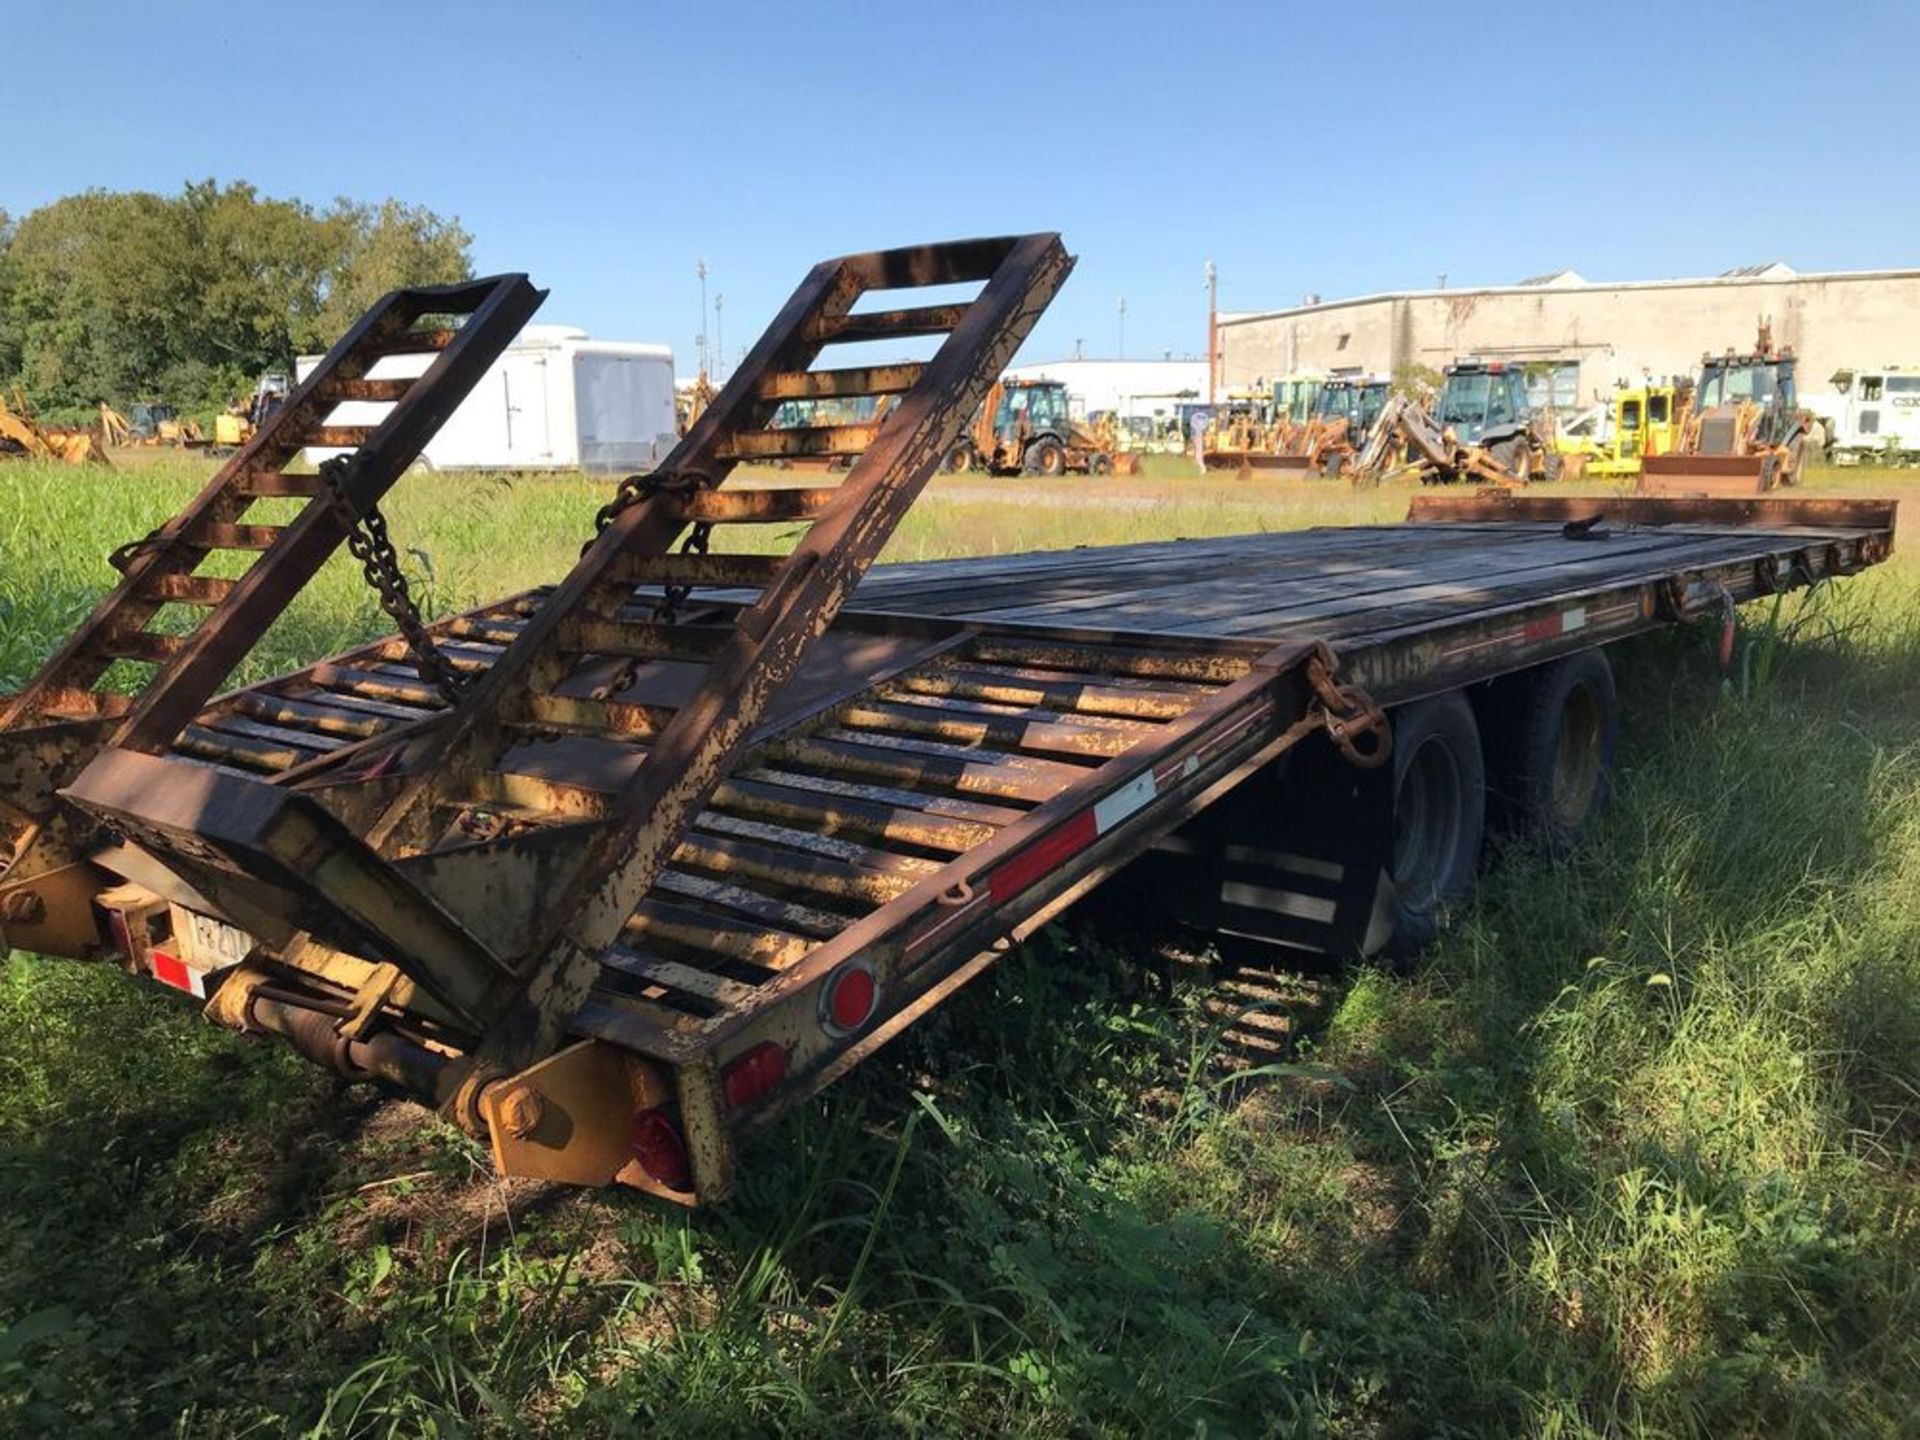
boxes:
[585,469,716,625]
[318,456,471,704]
[656,518,714,625]
[1304,651,1391,769]
[588,468,712,539]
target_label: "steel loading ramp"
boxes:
[0,274,545,955]
[61,235,1076,1071]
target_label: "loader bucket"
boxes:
[1259,454,1319,475]
[1639,453,1776,496]
[1203,453,1313,474]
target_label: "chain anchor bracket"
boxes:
[1302,649,1391,769]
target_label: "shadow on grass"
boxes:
[1,616,1914,1437]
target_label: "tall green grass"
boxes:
[0,457,1914,1436]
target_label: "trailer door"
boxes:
[501,356,554,466]
[574,353,675,473]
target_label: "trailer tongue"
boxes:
[0,238,1898,1207]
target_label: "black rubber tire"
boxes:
[944,443,974,474]
[1495,436,1533,478]
[1089,452,1113,476]
[1378,691,1485,959]
[1485,649,1618,858]
[1024,437,1066,477]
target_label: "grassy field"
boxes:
[0,453,1916,1437]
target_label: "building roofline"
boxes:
[1007,356,1206,367]
[1218,266,1920,327]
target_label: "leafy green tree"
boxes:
[0,182,472,415]
[0,211,17,387]
[315,199,473,345]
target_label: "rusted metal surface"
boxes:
[53,237,1075,1076]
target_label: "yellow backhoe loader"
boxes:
[1640,324,1806,494]
[0,390,111,466]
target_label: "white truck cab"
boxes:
[1815,368,1920,463]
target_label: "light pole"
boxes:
[696,259,710,377]
[1117,296,1127,360]
[1204,260,1218,404]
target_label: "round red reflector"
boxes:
[823,963,877,1033]
[630,1107,692,1192]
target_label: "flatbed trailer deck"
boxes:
[0,235,1897,1207]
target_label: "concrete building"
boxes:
[1216,264,1920,412]
[1004,357,1207,427]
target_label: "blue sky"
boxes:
[9,1,1914,374]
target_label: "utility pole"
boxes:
[1116,295,1127,360]
[696,259,710,378]
[1205,260,1218,404]
[714,294,724,384]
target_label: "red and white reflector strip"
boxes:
[987,769,1158,904]
[1523,605,1588,643]
[148,949,209,1000]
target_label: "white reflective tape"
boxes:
[1092,771,1157,835]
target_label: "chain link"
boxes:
[587,468,712,540]
[585,468,716,624]
[108,527,167,575]
[318,456,471,704]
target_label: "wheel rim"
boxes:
[1392,734,1463,906]
[1549,682,1604,829]
[1041,447,1062,475]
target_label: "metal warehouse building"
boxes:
[1215,263,1920,410]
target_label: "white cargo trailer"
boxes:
[298,324,677,472]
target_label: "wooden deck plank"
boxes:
[964,530,1708,630]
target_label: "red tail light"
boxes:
[722,1041,789,1109]
[630,1107,692,1192]
[820,961,878,1035]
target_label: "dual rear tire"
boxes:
[1375,648,1618,958]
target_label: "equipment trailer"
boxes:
[0,235,1896,1208]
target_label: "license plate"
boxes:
[170,906,255,972]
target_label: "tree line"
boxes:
[0,181,473,422]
